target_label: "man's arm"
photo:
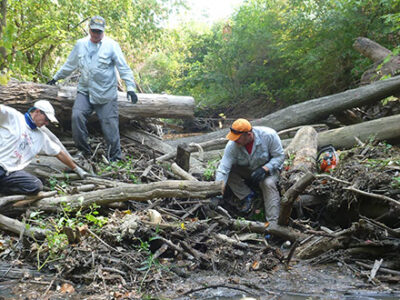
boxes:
[264,132,285,172]
[52,42,80,81]
[56,150,88,179]
[56,150,77,170]
[113,42,136,91]
[215,144,236,194]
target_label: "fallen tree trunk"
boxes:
[317,114,400,149]
[284,126,318,184]
[30,180,223,212]
[167,75,400,146]
[279,114,400,149]
[0,81,195,122]
[353,37,400,84]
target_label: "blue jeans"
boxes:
[0,166,43,195]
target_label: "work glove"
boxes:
[250,167,268,185]
[73,166,89,179]
[47,79,57,85]
[127,91,138,104]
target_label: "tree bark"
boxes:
[0,213,48,239]
[166,75,400,147]
[0,81,195,122]
[317,114,400,149]
[279,114,400,150]
[284,126,318,176]
[30,180,223,212]
[353,37,400,84]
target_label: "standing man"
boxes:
[47,16,138,161]
[215,118,285,225]
[0,101,87,195]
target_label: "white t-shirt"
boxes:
[0,105,61,173]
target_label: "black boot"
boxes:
[239,191,255,214]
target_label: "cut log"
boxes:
[353,37,400,84]
[176,144,191,171]
[353,37,392,63]
[0,81,195,123]
[30,180,223,212]
[166,75,400,146]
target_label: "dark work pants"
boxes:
[72,93,122,161]
[0,166,43,195]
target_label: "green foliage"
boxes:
[0,0,182,82]
[203,158,219,180]
[98,156,140,183]
[48,175,70,194]
[28,202,108,270]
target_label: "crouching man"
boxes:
[215,118,285,225]
[0,100,88,195]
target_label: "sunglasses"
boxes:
[91,29,103,34]
[230,127,249,134]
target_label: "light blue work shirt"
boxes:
[54,36,136,104]
[215,127,285,184]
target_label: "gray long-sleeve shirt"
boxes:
[54,36,136,104]
[215,127,285,184]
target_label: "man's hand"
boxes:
[73,166,89,179]
[127,91,138,104]
[47,79,57,85]
[250,167,268,185]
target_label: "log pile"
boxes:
[1,45,400,296]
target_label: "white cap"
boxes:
[34,100,58,123]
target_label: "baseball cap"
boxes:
[89,16,106,31]
[226,118,252,141]
[34,100,58,123]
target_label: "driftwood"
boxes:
[167,75,400,146]
[278,172,316,226]
[121,129,205,175]
[0,213,48,239]
[0,81,195,122]
[30,180,223,212]
[171,163,198,181]
[223,218,307,242]
[353,37,400,84]
[157,138,227,162]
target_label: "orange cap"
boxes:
[226,118,252,141]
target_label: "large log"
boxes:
[166,75,400,146]
[279,114,400,149]
[353,37,400,84]
[30,180,223,212]
[0,81,195,122]
[317,114,400,149]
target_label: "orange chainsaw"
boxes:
[317,145,339,173]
